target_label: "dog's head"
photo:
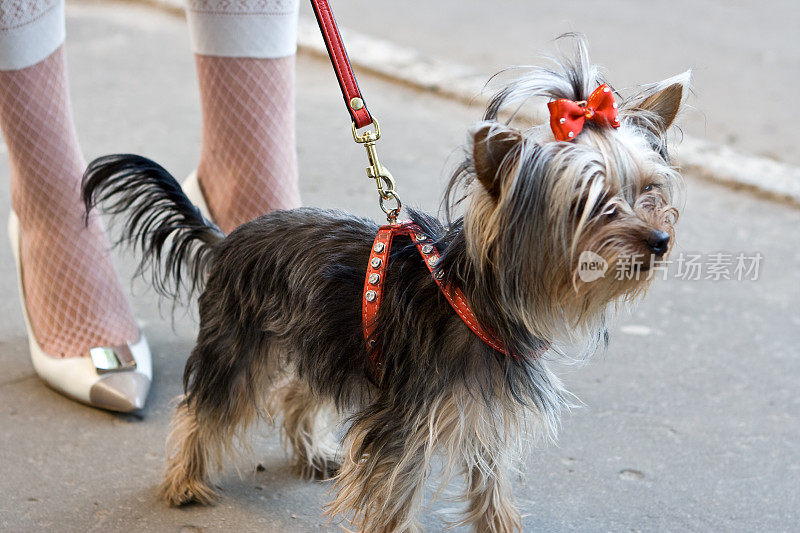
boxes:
[448,36,688,341]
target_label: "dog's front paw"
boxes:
[472,505,522,533]
[158,474,219,507]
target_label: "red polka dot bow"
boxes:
[547,84,621,142]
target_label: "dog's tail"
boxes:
[82,154,224,301]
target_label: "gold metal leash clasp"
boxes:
[352,118,402,223]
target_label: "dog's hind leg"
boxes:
[158,397,220,506]
[158,311,278,506]
[272,377,340,480]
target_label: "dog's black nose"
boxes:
[647,230,670,255]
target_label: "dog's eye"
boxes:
[643,184,653,192]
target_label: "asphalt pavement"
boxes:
[0,1,798,531]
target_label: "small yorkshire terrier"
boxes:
[82,38,687,532]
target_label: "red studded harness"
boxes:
[362,223,533,372]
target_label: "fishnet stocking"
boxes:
[195,54,300,233]
[0,46,138,358]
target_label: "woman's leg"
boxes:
[186,0,301,233]
[0,1,139,359]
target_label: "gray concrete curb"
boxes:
[143,0,800,207]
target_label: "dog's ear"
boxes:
[472,123,522,199]
[633,71,692,132]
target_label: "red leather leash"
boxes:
[309,0,372,129]
[310,0,401,223]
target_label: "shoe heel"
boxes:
[182,170,214,223]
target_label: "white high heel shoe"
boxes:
[182,170,213,222]
[8,211,152,412]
